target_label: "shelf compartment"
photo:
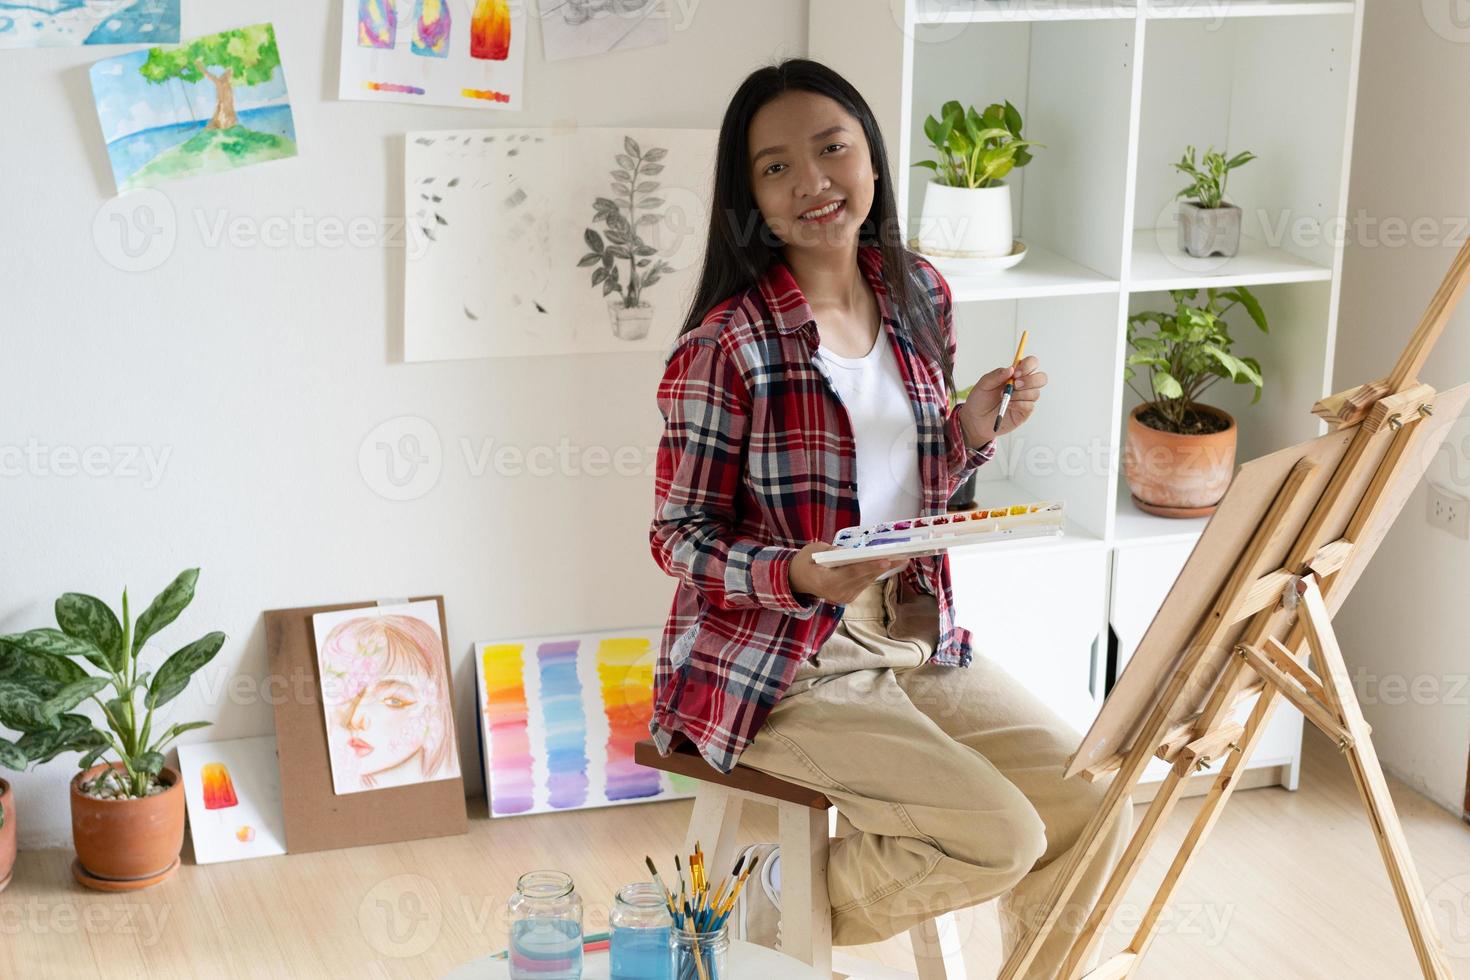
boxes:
[1144,0,1353,19]
[944,242,1120,302]
[1115,280,1335,540]
[908,17,1136,292]
[915,0,1138,24]
[1126,229,1333,291]
[1131,15,1355,274]
[952,292,1121,540]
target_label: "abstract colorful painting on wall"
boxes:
[475,628,696,818]
[339,0,525,110]
[0,0,179,49]
[88,22,297,195]
[311,600,462,796]
[177,736,287,864]
[403,126,716,360]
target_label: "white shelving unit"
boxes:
[810,0,1365,792]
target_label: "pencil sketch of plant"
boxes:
[579,135,675,341]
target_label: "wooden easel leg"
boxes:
[1053,768,1193,978]
[995,759,1134,979]
[1298,580,1456,979]
[1120,668,1285,967]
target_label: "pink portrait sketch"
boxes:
[311,601,461,794]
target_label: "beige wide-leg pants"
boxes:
[737,572,1134,979]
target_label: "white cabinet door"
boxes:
[948,545,1108,737]
[1110,541,1303,789]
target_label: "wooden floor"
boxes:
[5,729,1468,979]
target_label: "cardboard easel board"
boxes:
[263,595,468,853]
[1069,381,1470,781]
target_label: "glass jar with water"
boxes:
[609,881,673,980]
[506,870,583,979]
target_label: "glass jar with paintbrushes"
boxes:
[645,842,762,980]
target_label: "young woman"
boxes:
[648,59,1132,976]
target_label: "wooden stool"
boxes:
[635,739,967,979]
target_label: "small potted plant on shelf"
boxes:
[0,568,223,891]
[581,135,676,341]
[912,99,1042,264]
[1123,287,1267,517]
[1173,144,1256,258]
[948,382,980,509]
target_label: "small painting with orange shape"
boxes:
[177,736,286,864]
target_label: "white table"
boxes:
[443,938,827,979]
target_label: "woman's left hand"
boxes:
[957,355,1048,447]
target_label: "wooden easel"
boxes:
[998,239,1470,980]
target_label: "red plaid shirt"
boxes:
[647,244,996,773]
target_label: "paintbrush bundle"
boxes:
[645,843,752,979]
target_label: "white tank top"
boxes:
[814,329,923,530]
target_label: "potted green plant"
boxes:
[581,135,676,341]
[912,100,1043,262]
[1173,145,1255,258]
[0,569,223,891]
[1123,287,1267,517]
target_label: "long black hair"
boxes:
[676,58,955,394]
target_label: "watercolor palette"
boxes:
[812,500,1066,566]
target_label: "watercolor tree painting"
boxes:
[90,23,298,195]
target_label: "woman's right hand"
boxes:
[788,541,908,605]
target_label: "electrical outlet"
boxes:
[1427,483,1470,539]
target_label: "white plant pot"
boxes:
[917,180,1014,258]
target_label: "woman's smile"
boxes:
[348,735,373,756]
[800,198,846,223]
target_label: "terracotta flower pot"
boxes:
[0,777,15,893]
[70,762,184,891]
[1124,403,1237,518]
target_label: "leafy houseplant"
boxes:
[1123,287,1268,517]
[912,100,1043,262]
[581,135,676,341]
[0,568,223,889]
[1172,145,1256,259]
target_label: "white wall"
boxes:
[1333,0,1470,817]
[0,1,808,847]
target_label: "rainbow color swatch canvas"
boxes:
[475,629,695,818]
